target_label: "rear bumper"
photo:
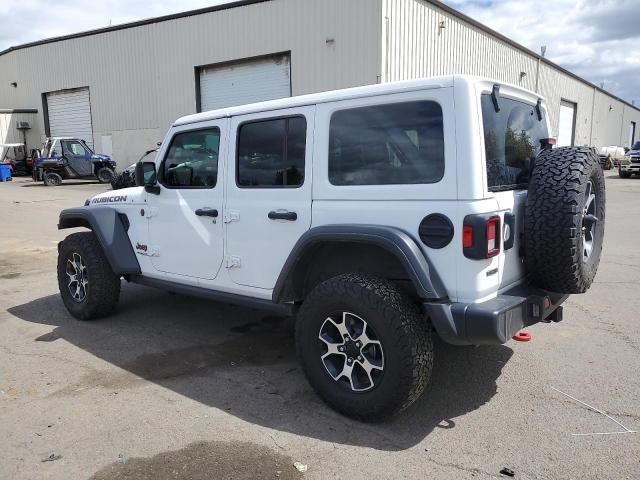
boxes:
[426,286,568,345]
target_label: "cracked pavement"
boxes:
[0,174,639,479]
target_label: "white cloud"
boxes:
[444,0,640,104]
[0,0,229,50]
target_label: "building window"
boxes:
[161,128,220,188]
[237,116,306,188]
[328,101,445,186]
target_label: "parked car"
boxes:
[56,76,604,421]
[32,137,116,186]
[598,145,626,170]
[0,143,32,175]
[619,141,640,178]
[111,149,158,190]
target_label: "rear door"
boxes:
[224,107,314,289]
[480,93,550,290]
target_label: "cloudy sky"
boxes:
[444,0,639,103]
[1,0,638,103]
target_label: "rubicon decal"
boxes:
[91,195,128,204]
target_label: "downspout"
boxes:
[384,15,390,83]
[589,86,596,146]
[535,57,540,93]
[620,104,626,147]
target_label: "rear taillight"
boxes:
[463,225,473,248]
[463,214,502,259]
[486,216,500,258]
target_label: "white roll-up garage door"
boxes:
[557,100,576,147]
[199,54,291,112]
[46,88,94,148]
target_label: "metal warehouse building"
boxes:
[1,0,639,166]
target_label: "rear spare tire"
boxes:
[524,147,605,293]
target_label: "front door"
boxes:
[61,139,93,176]
[225,107,314,289]
[147,120,227,280]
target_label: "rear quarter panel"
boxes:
[312,84,503,303]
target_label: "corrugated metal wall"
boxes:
[1,0,638,164]
[0,0,382,166]
[382,0,640,149]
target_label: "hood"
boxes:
[91,154,115,163]
[628,150,640,157]
[87,186,146,206]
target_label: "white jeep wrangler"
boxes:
[57,76,605,420]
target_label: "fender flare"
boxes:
[58,207,141,275]
[272,224,447,303]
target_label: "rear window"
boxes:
[328,101,445,186]
[481,94,549,191]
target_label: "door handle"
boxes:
[268,210,298,221]
[195,208,218,217]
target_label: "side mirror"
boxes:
[624,147,630,153]
[135,161,159,194]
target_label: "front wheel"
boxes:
[97,167,114,183]
[620,171,631,178]
[57,232,121,320]
[296,274,433,421]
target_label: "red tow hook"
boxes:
[512,331,532,342]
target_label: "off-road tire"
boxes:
[44,172,62,186]
[97,167,114,183]
[57,232,121,320]
[110,171,125,190]
[296,273,433,421]
[525,147,605,293]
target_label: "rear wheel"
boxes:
[296,274,433,421]
[97,167,114,183]
[43,172,62,186]
[57,232,121,320]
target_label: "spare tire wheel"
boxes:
[524,147,605,293]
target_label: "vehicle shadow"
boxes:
[7,284,513,451]
[19,180,102,187]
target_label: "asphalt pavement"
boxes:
[0,173,638,479]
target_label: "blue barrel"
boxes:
[0,164,11,182]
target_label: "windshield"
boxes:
[481,94,549,191]
[631,142,640,151]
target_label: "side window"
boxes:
[161,128,220,188]
[237,116,306,188]
[328,101,445,186]
[62,141,89,157]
